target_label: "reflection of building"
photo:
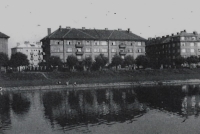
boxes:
[11,41,45,66]
[146,30,200,65]
[0,31,9,54]
[40,26,146,63]
[42,88,147,128]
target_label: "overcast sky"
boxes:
[1,0,200,56]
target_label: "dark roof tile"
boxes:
[0,32,9,38]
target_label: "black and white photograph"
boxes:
[1,0,200,133]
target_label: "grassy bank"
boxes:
[1,69,200,87]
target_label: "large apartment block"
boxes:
[11,41,44,66]
[40,26,146,63]
[146,30,200,63]
[0,31,9,55]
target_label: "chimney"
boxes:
[59,25,62,31]
[82,27,85,30]
[162,36,165,38]
[193,31,198,35]
[47,28,51,35]
[177,32,179,35]
[105,28,108,30]
[66,26,71,29]
[166,35,169,37]
[118,28,122,31]
[183,30,186,32]
[171,34,174,36]
[127,28,130,33]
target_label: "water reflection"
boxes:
[42,88,148,131]
[135,85,200,118]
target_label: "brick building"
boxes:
[146,30,200,66]
[40,26,146,63]
[0,31,9,54]
[11,41,44,67]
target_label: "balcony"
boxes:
[119,52,127,55]
[76,51,84,55]
[119,44,126,48]
[75,44,84,48]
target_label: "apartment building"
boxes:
[146,30,200,64]
[40,26,146,63]
[11,41,44,66]
[0,31,9,54]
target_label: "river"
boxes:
[0,85,200,134]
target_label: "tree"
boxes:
[9,52,29,67]
[94,54,108,70]
[174,56,186,68]
[0,52,9,67]
[67,55,78,71]
[46,56,62,69]
[124,55,134,66]
[187,56,199,65]
[83,57,93,71]
[111,55,123,70]
[135,55,150,68]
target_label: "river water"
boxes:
[0,85,200,134]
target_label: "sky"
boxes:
[1,0,200,56]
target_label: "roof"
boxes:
[0,31,9,38]
[147,30,200,46]
[12,42,42,49]
[41,27,146,41]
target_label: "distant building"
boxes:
[40,26,146,63]
[146,30,200,65]
[11,41,44,66]
[0,31,9,54]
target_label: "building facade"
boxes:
[146,30,200,65]
[0,31,9,54]
[40,26,146,63]
[11,41,44,66]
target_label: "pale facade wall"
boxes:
[11,45,43,66]
[50,39,145,63]
[0,38,8,54]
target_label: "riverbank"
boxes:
[1,69,200,91]
[3,79,200,91]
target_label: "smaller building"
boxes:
[0,31,9,54]
[11,41,45,67]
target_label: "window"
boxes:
[181,49,186,53]
[85,55,91,58]
[51,47,60,52]
[191,49,195,53]
[192,37,196,40]
[77,48,82,52]
[101,48,108,52]
[198,49,200,52]
[121,55,125,59]
[138,49,142,53]
[86,41,90,45]
[138,42,141,46]
[67,48,72,52]
[77,41,81,45]
[128,49,133,53]
[181,37,185,40]
[111,49,116,52]
[112,42,116,45]
[101,41,107,45]
[94,41,99,45]
[181,43,185,46]
[85,48,91,52]
[94,48,100,52]
[172,44,175,47]
[190,43,194,47]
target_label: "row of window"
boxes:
[51,48,143,53]
[180,36,197,41]
[53,40,143,46]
